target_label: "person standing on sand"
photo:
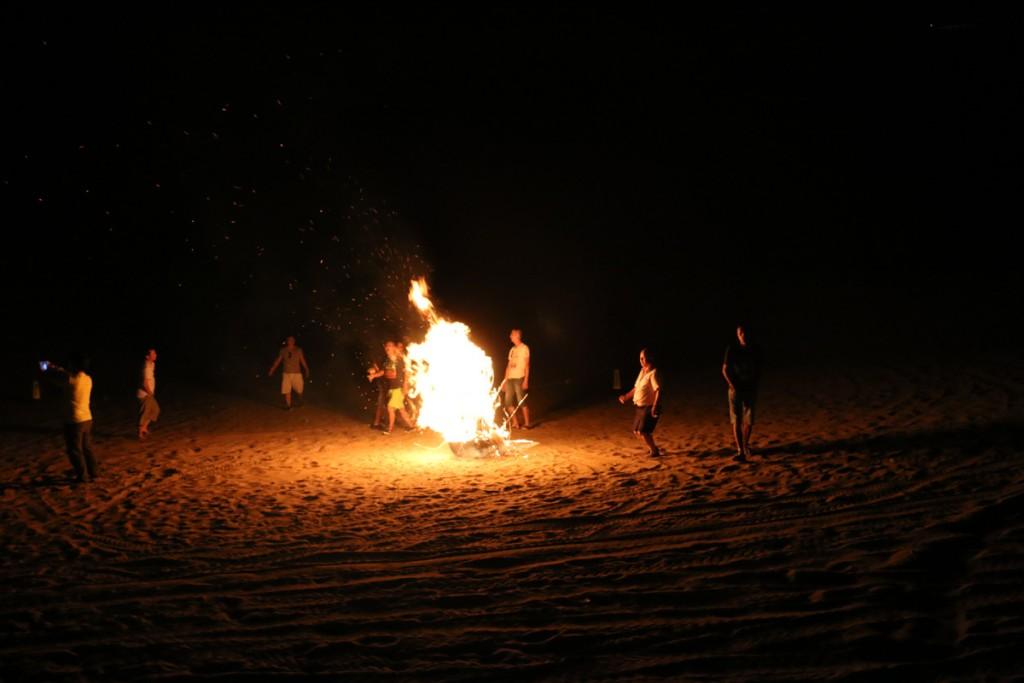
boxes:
[722,324,762,461]
[137,348,160,439]
[44,353,98,483]
[366,340,391,430]
[268,336,310,410]
[381,341,415,434]
[503,328,531,429]
[619,348,662,457]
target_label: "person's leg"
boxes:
[138,399,148,438]
[64,423,85,481]
[281,374,292,408]
[631,408,644,446]
[503,381,517,427]
[81,420,97,479]
[512,380,526,428]
[386,388,407,432]
[398,408,415,429]
[643,408,660,456]
[729,389,744,456]
[513,381,530,428]
[372,381,385,427]
[742,398,756,456]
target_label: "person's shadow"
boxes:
[0,424,62,436]
[757,419,1024,458]
[0,474,76,492]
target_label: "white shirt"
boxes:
[67,372,93,423]
[633,367,660,407]
[137,361,156,399]
[507,343,530,379]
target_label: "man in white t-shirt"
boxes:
[503,328,531,429]
[137,348,160,440]
[618,348,662,457]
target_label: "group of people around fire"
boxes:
[41,324,760,484]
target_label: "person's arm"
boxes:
[619,387,635,404]
[721,348,734,390]
[42,363,68,386]
[143,367,155,397]
[651,373,662,417]
[522,354,530,391]
[268,353,282,377]
[504,350,511,381]
[300,350,310,377]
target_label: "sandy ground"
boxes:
[2,358,1024,681]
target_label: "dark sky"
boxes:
[2,8,1019,405]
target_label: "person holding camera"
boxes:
[42,353,98,483]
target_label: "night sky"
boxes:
[2,9,1019,410]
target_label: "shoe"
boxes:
[649,448,661,458]
[381,429,392,435]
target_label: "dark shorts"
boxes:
[728,388,756,426]
[503,378,526,407]
[632,405,659,434]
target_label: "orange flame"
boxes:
[406,278,507,445]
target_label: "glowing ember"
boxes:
[406,278,509,446]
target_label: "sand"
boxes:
[2,357,1024,681]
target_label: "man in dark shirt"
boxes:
[722,324,762,461]
[378,342,415,434]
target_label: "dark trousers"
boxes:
[373,379,387,423]
[64,420,97,481]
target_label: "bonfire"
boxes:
[405,278,516,457]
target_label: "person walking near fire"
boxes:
[366,340,393,430]
[619,347,662,458]
[372,341,415,434]
[503,328,531,429]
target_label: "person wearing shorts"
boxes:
[268,336,310,410]
[618,348,662,457]
[502,329,531,429]
[137,348,160,439]
[382,343,415,434]
[722,324,762,461]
